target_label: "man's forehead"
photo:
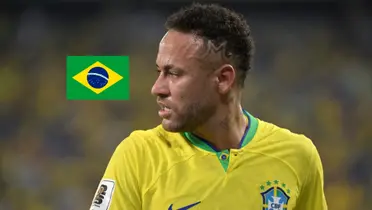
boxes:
[159,30,204,57]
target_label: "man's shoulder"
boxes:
[116,124,184,154]
[112,125,190,177]
[255,119,321,177]
[256,119,317,155]
[126,124,181,142]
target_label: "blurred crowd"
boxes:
[0,2,371,210]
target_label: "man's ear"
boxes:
[215,64,236,94]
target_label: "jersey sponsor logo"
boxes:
[260,180,291,210]
[90,179,115,210]
[168,201,201,210]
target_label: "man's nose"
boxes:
[151,76,169,97]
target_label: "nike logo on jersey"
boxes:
[168,201,201,210]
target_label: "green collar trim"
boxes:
[182,110,258,153]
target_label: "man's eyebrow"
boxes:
[156,64,184,71]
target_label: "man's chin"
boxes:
[161,119,186,133]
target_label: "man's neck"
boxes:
[192,104,248,151]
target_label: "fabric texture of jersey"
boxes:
[90,110,327,210]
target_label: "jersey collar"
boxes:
[181,109,258,153]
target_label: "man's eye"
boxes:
[156,69,181,77]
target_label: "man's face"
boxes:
[152,30,219,132]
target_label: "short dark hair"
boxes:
[165,3,255,87]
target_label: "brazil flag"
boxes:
[66,56,130,100]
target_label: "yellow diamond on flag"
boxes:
[72,61,123,94]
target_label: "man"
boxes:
[90,3,327,210]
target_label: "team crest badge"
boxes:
[260,180,291,210]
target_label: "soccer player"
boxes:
[90,3,327,210]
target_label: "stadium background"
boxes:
[0,0,371,209]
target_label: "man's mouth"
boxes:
[160,104,171,111]
[158,101,171,110]
[158,102,172,118]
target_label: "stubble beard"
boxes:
[162,101,216,133]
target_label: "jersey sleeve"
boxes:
[295,142,328,210]
[90,134,142,210]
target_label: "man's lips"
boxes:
[157,101,172,118]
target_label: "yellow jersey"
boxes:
[90,110,327,210]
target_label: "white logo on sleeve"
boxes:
[90,179,115,210]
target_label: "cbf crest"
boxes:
[260,180,291,210]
